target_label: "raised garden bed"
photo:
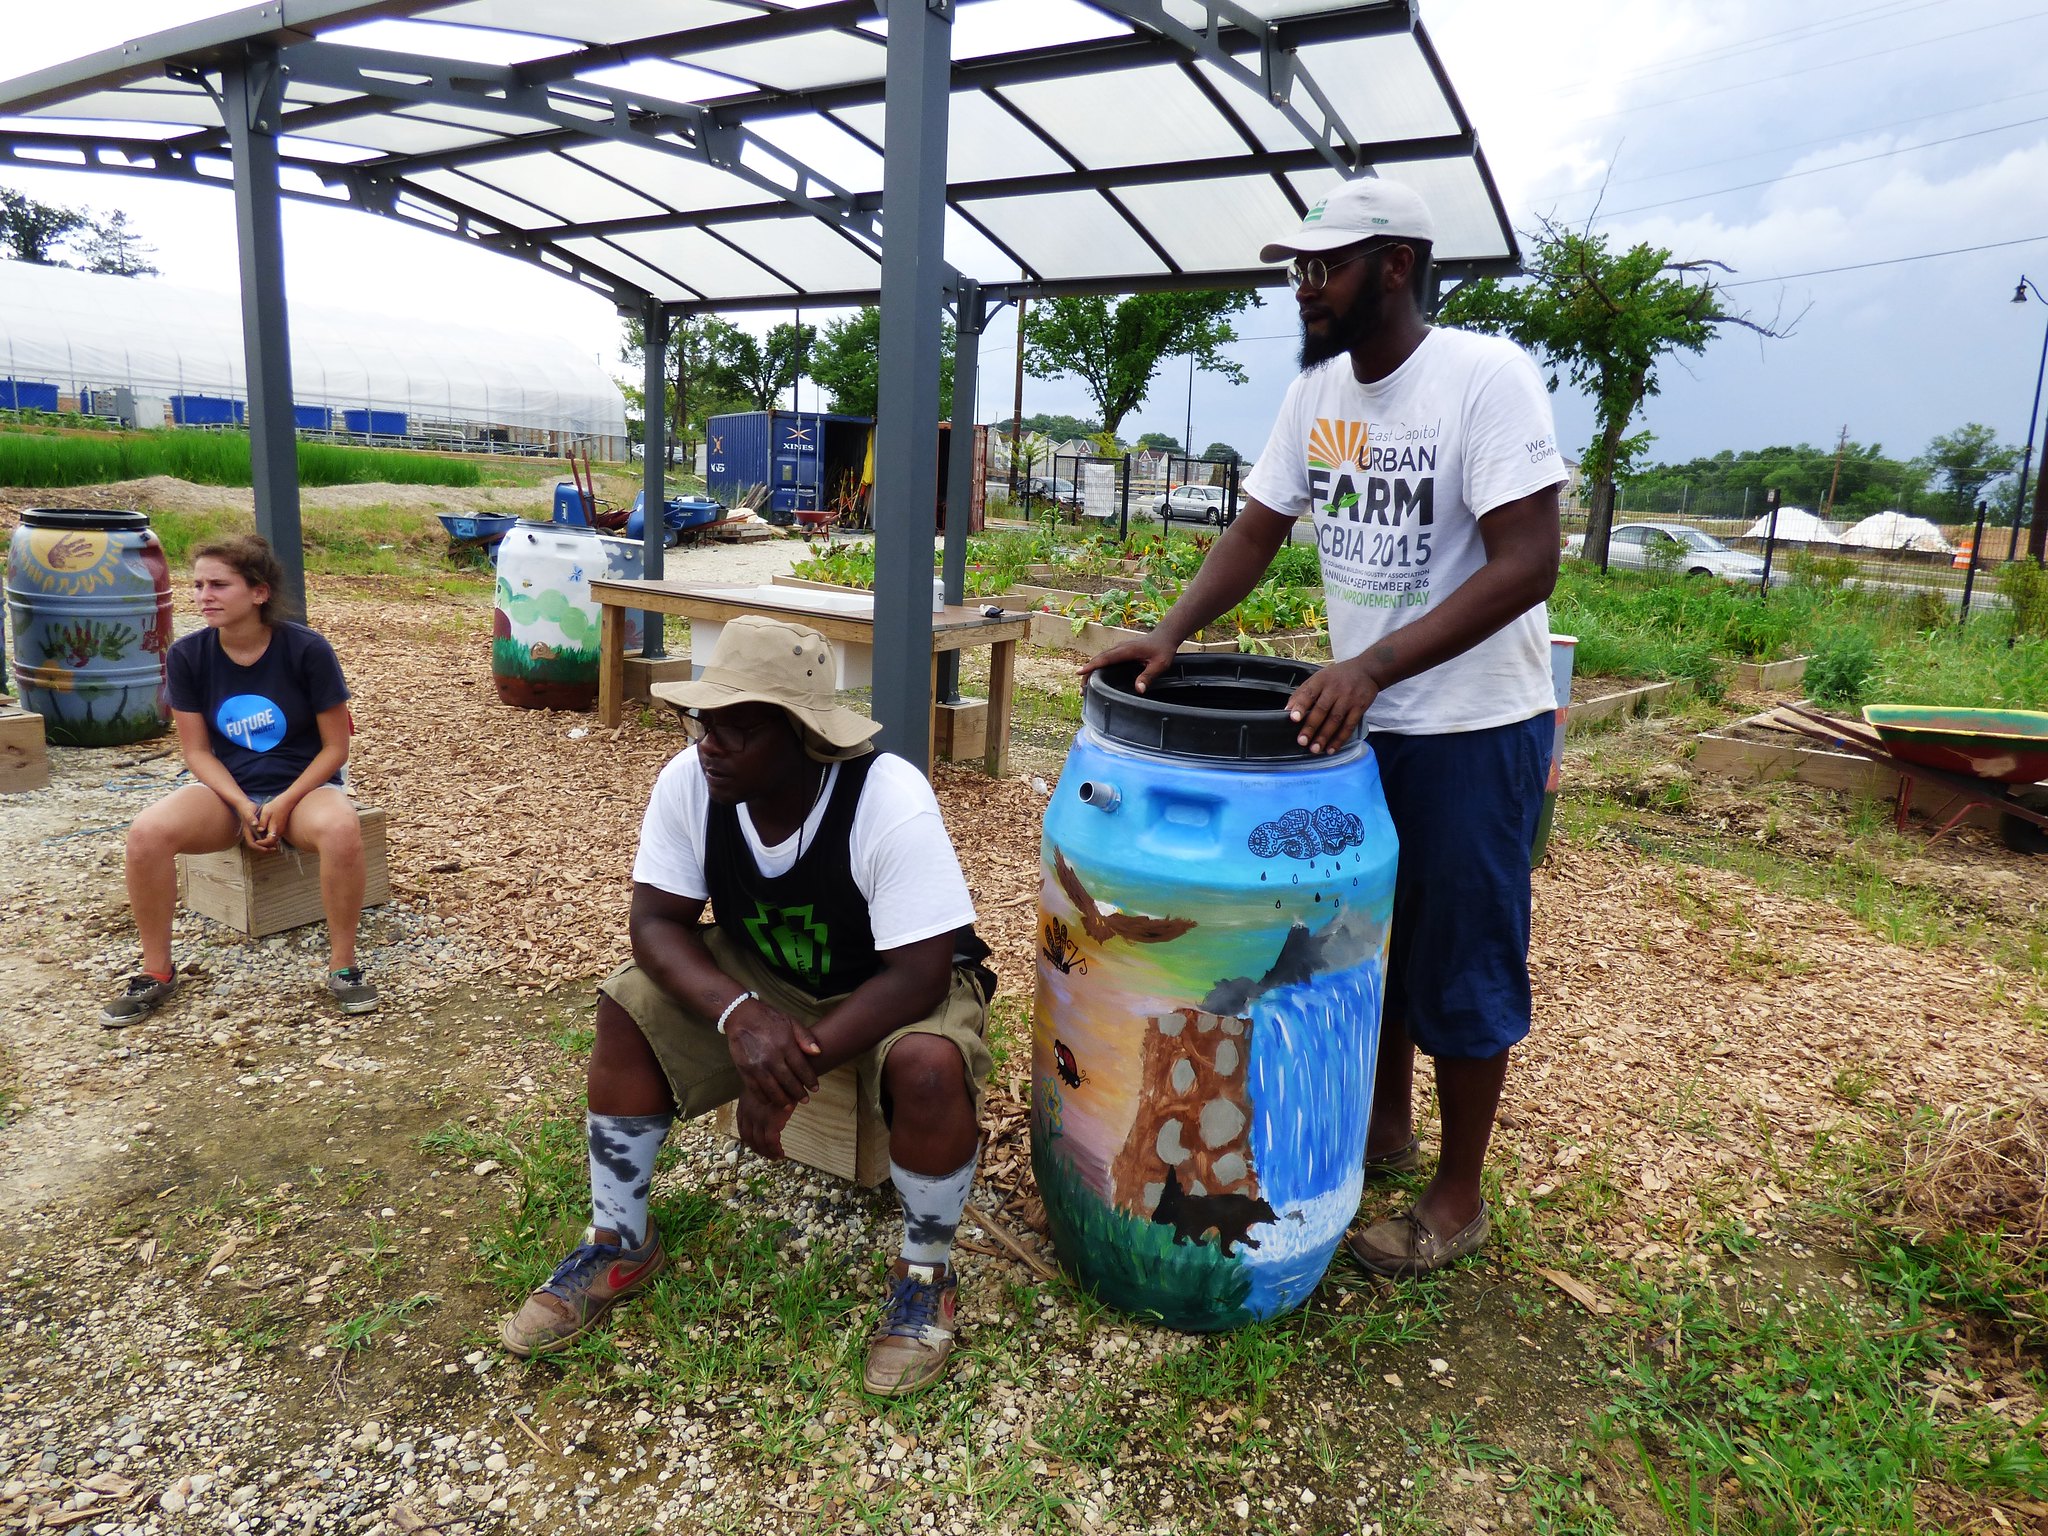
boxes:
[1027,612,1241,659]
[1718,655,1811,690]
[1567,677,1695,733]
[1692,709,2009,832]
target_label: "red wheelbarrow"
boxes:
[1772,703,2048,852]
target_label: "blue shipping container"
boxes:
[343,409,407,437]
[170,395,242,427]
[705,409,871,523]
[0,379,60,412]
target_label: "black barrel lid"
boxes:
[1083,654,1360,762]
[20,507,151,532]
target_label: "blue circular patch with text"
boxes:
[216,693,286,753]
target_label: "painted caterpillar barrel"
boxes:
[1032,656,1398,1331]
[492,524,643,710]
[5,508,173,746]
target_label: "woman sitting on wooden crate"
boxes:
[102,533,376,1025]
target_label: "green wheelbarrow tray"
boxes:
[1860,706,2048,785]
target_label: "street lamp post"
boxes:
[2010,276,2048,564]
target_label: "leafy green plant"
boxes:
[1999,559,2048,643]
[0,425,483,488]
[1807,628,1879,706]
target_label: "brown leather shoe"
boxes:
[1362,1136,1424,1183]
[863,1259,958,1397]
[498,1227,666,1358]
[1344,1202,1491,1279]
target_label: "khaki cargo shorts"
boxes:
[598,925,994,1128]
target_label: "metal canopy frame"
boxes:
[0,0,1520,765]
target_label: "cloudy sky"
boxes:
[4,0,2046,473]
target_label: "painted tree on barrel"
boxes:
[1022,291,1258,441]
[1440,216,1792,568]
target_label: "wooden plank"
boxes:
[1692,731,2004,829]
[177,807,390,938]
[985,640,1015,779]
[712,1063,887,1186]
[1720,655,1810,690]
[1567,678,1694,733]
[598,599,626,729]
[934,698,988,763]
[0,709,50,794]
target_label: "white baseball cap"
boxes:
[1259,178,1436,262]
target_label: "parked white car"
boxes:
[1565,521,1767,582]
[1155,483,1233,523]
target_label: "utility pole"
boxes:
[1008,297,1027,503]
[1819,424,1848,520]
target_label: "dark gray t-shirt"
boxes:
[166,622,350,799]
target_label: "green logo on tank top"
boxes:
[744,902,832,985]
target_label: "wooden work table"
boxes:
[589,578,1033,776]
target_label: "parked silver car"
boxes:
[1566,521,1766,582]
[1154,483,1233,523]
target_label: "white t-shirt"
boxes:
[632,748,976,952]
[1244,327,1567,734]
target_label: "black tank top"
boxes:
[704,753,880,999]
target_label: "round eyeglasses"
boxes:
[680,710,779,753]
[1286,250,1372,291]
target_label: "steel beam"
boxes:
[223,48,305,616]
[870,0,955,771]
[937,281,985,704]
[640,299,668,659]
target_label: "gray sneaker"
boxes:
[325,967,378,1014]
[102,972,176,1028]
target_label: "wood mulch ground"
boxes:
[314,580,2048,1275]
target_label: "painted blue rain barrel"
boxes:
[5,508,174,746]
[1032,655,1398,1330]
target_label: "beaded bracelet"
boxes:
[715,990,756,1035]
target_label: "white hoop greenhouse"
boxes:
[0,261,627,458]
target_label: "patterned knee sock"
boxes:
[892,1150,978,1269]
[586,1111,671,1249]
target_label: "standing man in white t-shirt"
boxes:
[1087,179,1565,1278]
[498,616,996,1396]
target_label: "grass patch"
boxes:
[139,503,501,593]
[0,425,484,488]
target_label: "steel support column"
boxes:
[869,0,955,767]
[224,49,303,614]
[936,281,984,704]
[640,300,668,657]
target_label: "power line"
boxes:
[1528,85,2048,205]
[1557,8,2048,127]
[1589,112,2048,221]
[1548,0,1943,97]
[1721,232,2048,286]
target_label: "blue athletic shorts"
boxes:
[1370,711,1550,1061]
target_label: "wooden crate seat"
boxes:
[176,805,389,937]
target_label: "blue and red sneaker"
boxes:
[497,1226,666,1358]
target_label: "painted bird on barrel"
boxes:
[1052,850,1196,947]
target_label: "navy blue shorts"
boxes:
[1371,712,1550,1060]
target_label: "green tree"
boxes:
[0,186,88,265]
[806,306,954,418]
[1201,441,1241,463]
[710,318,818,412]
[1135,431,1182,452]
[1440,217,1787,566]
[1021,290,1256,440]
[78,211,158,277]
[620,314,744,464]
[1919,424,2018,514]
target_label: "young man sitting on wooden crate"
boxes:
[498,616,996,1397]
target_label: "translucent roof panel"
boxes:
[0,0,1517,310]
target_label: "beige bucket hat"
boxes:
[649,614,879,761]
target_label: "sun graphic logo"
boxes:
[1307,419,1370,475]
[21,528,120,595]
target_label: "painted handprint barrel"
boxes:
[492,523,644,710]
[5,508,173,746]
[1033,656,1398,1331]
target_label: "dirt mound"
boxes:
[0,474,552,524]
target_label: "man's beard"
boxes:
[1298,261,1388,371]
